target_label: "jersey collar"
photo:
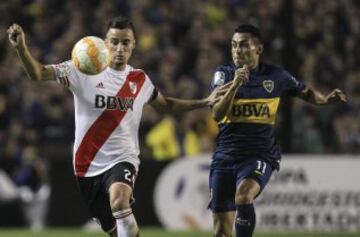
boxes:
[107,65,131,75]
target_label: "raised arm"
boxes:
[297,86,347,105]
[211,65,249,122]
[7,24,55,81]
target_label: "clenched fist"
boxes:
[7,24,26,49]
[234,64,249,87]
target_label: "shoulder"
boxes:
[260,63,295,81]
[260,63,286,75]
[129,65,141,72]
[127,66,149,79]
[128,65,153,79]
[215,63,235,73]
[212,63,235,86]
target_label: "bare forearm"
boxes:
[299,87,327,105]
[212,84,239,121]
[164,97,208,112]
[15,45,43,81]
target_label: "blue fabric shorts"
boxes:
[208,153,274,213]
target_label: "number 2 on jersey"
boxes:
[124,169,134,183]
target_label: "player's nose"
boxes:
[116,44,125,52]
[235,47,243,55]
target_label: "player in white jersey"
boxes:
[8,16,227,237]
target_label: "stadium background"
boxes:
[0,0,359,236]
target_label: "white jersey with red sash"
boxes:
[51,61,155,177]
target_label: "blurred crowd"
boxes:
[0,0,359,176]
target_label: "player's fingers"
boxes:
[9,24,17,32]
[242,72,249,80]
[337,91,347,102]
[243,67,250,75]
[236,71,248,78]
[11,24,19,30]
[216,82,231,91]
[216,87,229,95]
[328,89,347,103]
[242,65,250,74]
[220,81,233,88]
[216,89,226,95]
[331,89,342,97]
[7,25,14,34]
[8,26,17,36]
[6,25,12,33]
[10,24,21,34]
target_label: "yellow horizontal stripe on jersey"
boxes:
[219,97,280,125]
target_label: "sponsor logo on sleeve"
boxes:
[213,71,225,86]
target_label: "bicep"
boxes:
[148,91,167,111]
[296,86,325,104]
[40,65,56,81]
[296,86,310,101]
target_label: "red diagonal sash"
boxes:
[75,71,146,176]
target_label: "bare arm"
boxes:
[211,65,249,122]
[298,86,347,105]
[8,24,55,81]
[149,84,230,113]
[150,94,209,113]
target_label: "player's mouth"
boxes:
[235,56,248,63]
[234,57,244,63]
[114,55,125,60]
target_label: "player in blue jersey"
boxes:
[208,24,347,237]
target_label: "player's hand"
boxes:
[233,64,249,87]
[206,82,233,107]
[325,89,347,104]
[7,24,26,49]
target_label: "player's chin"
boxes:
[234,59,245,68]
[112,58,126,66]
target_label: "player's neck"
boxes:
[249,65,259,72]
[109,63,127,71]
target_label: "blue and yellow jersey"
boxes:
[210,63,305,170]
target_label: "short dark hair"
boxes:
[235,24,263,43]
[107,16,136,38]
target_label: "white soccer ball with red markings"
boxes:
[71,36,110,75]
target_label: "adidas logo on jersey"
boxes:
[95,95,134,111]
[96,82,104,89]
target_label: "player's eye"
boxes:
[110,39,119,46]
[122,40,131,46]
[240,41,250,48]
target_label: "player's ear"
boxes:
[256,44,263,55]
[132,39,136,50]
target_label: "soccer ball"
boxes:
[71,36,110,75]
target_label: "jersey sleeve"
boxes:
[280,70,306,97]
[50,60,81,92]
[143,73,157,103]
[210,66,231,92]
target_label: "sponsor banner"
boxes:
[153,154,360,231]
[153,156,211,230]
[256,155,360,232]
